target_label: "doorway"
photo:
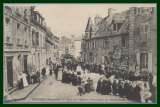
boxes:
[140,53,148,71]
[24,55,28,74]
[6,56,13,90]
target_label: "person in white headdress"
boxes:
[139,81,152,103]
[21,72,28,87]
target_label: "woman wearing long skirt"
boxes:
[57,67,63,81]
[22,73,28,87]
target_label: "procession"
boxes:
[12,56,156,103]
[3,4,157,104]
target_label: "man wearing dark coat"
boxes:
[96,77,103,93]
[101,79,108,95]
[124,81,130,99]
[54,65,59,80]
[106,80,112,95]
[41,66,46,79]
[134,84,141,102]
[128,81,134,100]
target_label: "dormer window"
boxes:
[113,23,122,32]
[34,14,37,21]
[113,24,117,31]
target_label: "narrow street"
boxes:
[16,74,133,103]
[4,4,156,104]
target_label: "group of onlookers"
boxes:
[81,63,153,82]
[16,59,156,103]
[96,75,154,103]
[59,63,156,103]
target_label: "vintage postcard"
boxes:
[3,3,157,104]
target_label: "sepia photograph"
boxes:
[3,3,157,104]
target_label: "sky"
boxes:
[35,4,155,38]
[6,3,156,38]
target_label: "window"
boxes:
[141,24,148,33]
[34,14,37,21]
[92,41,95,49]
[144,25,148,33]
[141,24,149,42]
[32,30,36,46]
[122,37,127,48]
[117,23,122,31]
[36,32,39,46]
[17,38,20,45]
[137,8,141,15]
[24,27,27,32]
[103,40,109,49]
[113,24,117,31]
[17,23,20,29]
[6,36,10,43]
[113,23,122,32]
[140,53,148,69]
[5,17,10,24]
[94,41,96,48]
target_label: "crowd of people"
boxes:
[81,63,156,103]
[81,63,153,82]
[96,75,152,103]
[58,63,156,103]
[15,56,156,103]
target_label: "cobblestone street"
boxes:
[13,74,132,103]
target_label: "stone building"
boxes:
[4,5,60,94]
[30,7,46,71]
[74,39,81,59]
[59,36,75,58]
[45,27,59,64]
[30,6,59,71]
[81,7,156,73]
[52,35,60,63]
[59,35,81,60]
[4,6,31,92]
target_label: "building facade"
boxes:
[59,35,81,60]
[59,36,75,58]
[30,7,46,71]
[81,7,156,73]
[4,6,31,92]
[4,5,59,94]
[45,28,59,64]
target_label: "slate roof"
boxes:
[84,7,154,40]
